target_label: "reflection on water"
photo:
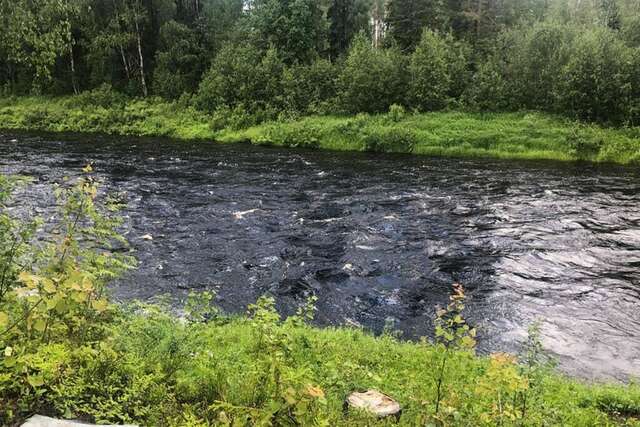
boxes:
[2,132,639,380]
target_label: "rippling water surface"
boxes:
[2,132,639,380]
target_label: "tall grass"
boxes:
[1,96,640,164]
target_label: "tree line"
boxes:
[1,0,639,125]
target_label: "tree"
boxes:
[0,0,76,93]
[559,27,634,123]
[499,21,577,111]
[338,33,407,113]
[327,0,371,59]
[152,21,206,99]
[409,30,451,110]
[386,0,446,51]
[282,58,339,114]
[249,0,327,63]
[196,43,263,111]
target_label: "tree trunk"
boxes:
[134,17,147,97]
[119,45,131,79]
[68,43,78,95]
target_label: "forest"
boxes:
[1,0,640,126]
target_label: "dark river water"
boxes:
[2,132,640,381]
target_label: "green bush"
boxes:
[565,127,604,160]
[362,127,417,153]
[72,84,128,109]
[337,33,407,113]
[559,27,635,124]
[388,104,406,122]
[408,29,452,111]
[195,43,266,113]
[282,58,339,115]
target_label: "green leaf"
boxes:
[0,312,8,328]
[27,375,44,388]
[33,318,46,332]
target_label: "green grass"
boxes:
[7,302,638,426]
[2,95,640,164]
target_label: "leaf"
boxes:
[4,346,12,357]
[18,271,39,289]
[46,295,61,310]
[92,299,109,312]
[0,312,8,328]
[27,375,44,388]
[284,387,298,405]
[72,292,87,303]
[42,279,56,294]
[82,164,93,173]
[305,385,325,399]
[33,318,46,332]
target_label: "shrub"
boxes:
[559,27,635,124]
[388,103,406,122]
[337,33,407,113]
[0,166,135,423]
[195,43,265,113]
[72,84,128,109]
[409,29,452,111]
[282,58,339,115]
[361,127,416,153]
[565,127,604,160]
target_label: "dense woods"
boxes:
[1,0,639,125]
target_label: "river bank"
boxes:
[3,295,640,426]
[2,96,640,164]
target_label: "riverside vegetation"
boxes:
[2,0,640,163]
[1,170,640,425]
[2,95,640,164]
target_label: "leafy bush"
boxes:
[0,167,135,423]
[72,84,128,109]
[566,127,604,160]
[282,58,339,115]
[337,33,407,114]
[361,127,417,153]
[195,43,265,113]
[388,104,406,122]
[409,29,452,111]
[260,123,322,149]
[559,27,635,124]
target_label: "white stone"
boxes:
[21,415,137,427]
[346,390,401,418]
[140,234,153,241]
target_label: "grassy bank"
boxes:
[4,303,640,426]
[2,96,640,164]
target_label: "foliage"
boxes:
[430,284,476,422]
[0,167,135,422]
[0,0,640,126]
[3,96,640,165]
[152,20,206,100]
[249,0,327,64]
[338,33,407,113]
[409,29,453,111]
[559,27,635,124]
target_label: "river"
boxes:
[2,132,639,381]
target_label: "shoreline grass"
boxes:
[1,96,640,165]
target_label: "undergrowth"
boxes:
[1,94,640,164]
